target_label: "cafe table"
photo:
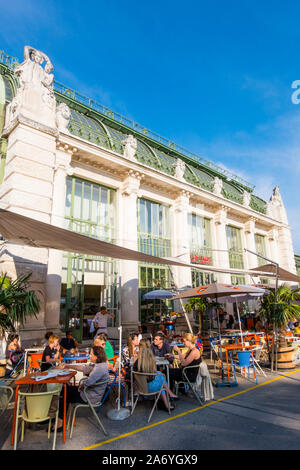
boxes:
[23,347,44,375]
[11,370,76,446]
[218,343,256,382]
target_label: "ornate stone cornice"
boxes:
[2,114,58,138]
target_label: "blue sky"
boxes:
[1,0,300,253]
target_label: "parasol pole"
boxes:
[235,299,244,346]
[167,265,193,334]
[244,248,279,372]
[107,325,130,420]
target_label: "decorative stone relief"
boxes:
[244,217,256,234]
[214,206,228,225]
[122,135,137,161]
[243,190,251,208]
[173,159,186,181]
[174,190,190,213]
[267,186,288,224]
[55,103,71,133]
[122,170,144,197]
[213,177,223,196]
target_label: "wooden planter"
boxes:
[277,346,295,370]
[0,359,6,377]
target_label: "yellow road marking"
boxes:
[81,368,300,450]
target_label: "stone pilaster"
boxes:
[44,143,76,332]
[119,171,144,333]
[172,190,192,290]
[267,227,279,264]
[213,206,231,283]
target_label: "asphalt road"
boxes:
[2,367,300,451]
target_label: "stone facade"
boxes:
[0,46,297,342]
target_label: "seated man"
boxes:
[150,332,173,364]
[60,331,78,353]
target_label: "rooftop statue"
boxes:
[213,176,223,196]
[174,158,186,180]
[16,46,54,101]
[4,46,56,130]
[243,190,251,207]
[56,103,71,133]
[122,135,137,161]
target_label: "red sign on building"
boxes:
[190,254,212,265]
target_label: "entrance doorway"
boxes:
[60,254,118,342]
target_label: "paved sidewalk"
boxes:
[2,361,300,451]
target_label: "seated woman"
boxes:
[94,335,115,370]
[55,346,109,432]
[7,334,24,365]
[133,340,177,412]
[94,333,114,364]
[169,333,202,392]
[41,334,61,371]
[121,332,140,373]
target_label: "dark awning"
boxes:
[250,264,300,283]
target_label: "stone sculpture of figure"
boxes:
[213,177,223,196]
[243,190,251,207]
[56,103,71,133]
[174,158,186,180]
[122,135,137,161]
[14,46,55,104]
[42,61,55,106]
[15,46,47,88]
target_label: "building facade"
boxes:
[0,47,297,342]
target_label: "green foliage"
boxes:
[259,285,300,327]
[0,273,40,336]
[184,297,209,314]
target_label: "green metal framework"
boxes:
[226,225,245,270]
[188,214,214,266]
[62,176,118,340]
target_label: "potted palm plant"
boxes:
[258,285,300,370]
[185,297,210,333]
[0,272,40,376]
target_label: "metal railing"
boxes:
[0,50,254,190]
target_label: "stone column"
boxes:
[172,191,193,324]
[213,206,231,284]
[172,190,192,289]
[44,143,76,332]
[119,171,144,334]
[244,218,258,283]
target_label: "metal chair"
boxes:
[68,378,109,439]
[230,350,258,384]
[174,364,203,405]
[7,350,25,378]
[0,383,14,418]
[14,388,60,450]
[251,345,267,377]
[131,371,170,423]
